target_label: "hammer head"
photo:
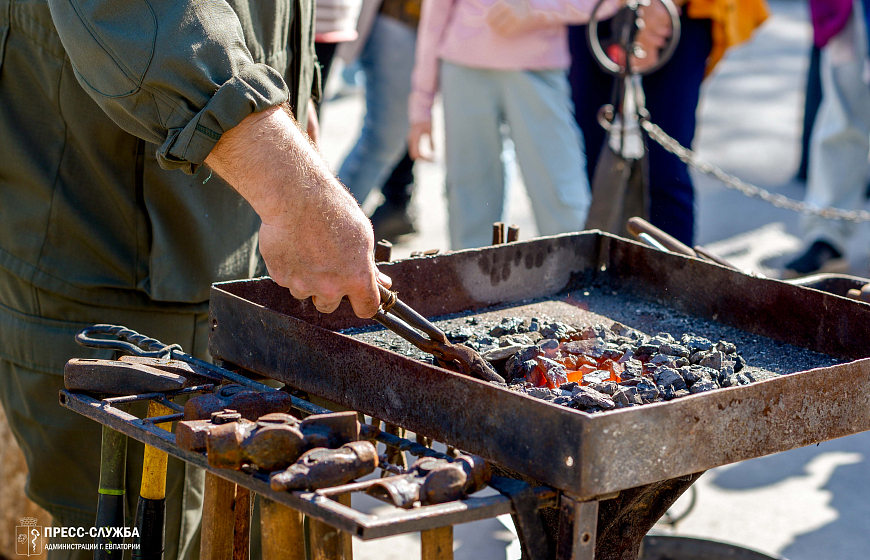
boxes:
[64,358,186,395]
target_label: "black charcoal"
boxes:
[500,334,534,347]
[489,317,526,338]
[700,351,724,371]
[659,343,690,358]
[482,344,524,362]
[445,327,474,342]
[689,378,718,394]
[613,386,643,406]
[562,338,607,358]
[540,321,574,340]
[680,365,715,386]
[681,334,713,353]
[654,367,688,392]
[636,382,660,402]
[588,380,619,395]
[525,387,557,400]
[571,386,616,409]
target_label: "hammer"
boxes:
[64,358,207,559]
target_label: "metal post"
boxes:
[375,240,393,263]
[492,223,506,245]
[556,495,598,560]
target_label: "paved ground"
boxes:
[319,2,870,558]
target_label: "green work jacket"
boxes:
[0,0,318,310]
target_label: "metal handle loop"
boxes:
[75,324,181,359]
[587,0,681,76]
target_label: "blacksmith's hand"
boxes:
[205,105,390,318]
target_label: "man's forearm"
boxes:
[204,106,383,318]
[205,106,329,225]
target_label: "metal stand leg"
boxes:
[260,498,305,560]
[421,527,453,560]
[556,496,598,560]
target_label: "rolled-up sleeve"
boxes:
[48,0,290,173]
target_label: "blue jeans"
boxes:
[569,17,712,246]
[338,15,417,206]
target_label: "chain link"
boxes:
[640,118,870,223]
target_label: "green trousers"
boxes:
[0,267,209,560]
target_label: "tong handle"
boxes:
[377,285,448,344]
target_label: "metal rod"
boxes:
[101,384,214,405]
[492,223,505,245]
[556,496,599,560]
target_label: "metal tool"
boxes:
[133,400,173,560]
[373,285,504,383]
[584,0,680,237]
[366,454,490,509]
[203,411,360,472]
[270,441,379,491]
[184,384,292,420]
[64,359,187,394]
[63,358,207,559]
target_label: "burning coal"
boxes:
[464,319,754,412]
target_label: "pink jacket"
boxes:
[409,0,614,124]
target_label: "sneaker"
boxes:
[370,200,417,242]
[782,241,849,279]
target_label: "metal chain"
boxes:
[640,118,870,223]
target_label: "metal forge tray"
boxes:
[208,231,870,500]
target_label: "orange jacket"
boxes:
[687,0,770,75]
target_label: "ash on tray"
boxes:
[342,288,842,413]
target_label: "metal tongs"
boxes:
[373,285,504,383]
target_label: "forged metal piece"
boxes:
[205,411,360,471]
[270,441,378,491]
[64,359,187,395]
[184,383,293,421]
[366,455,491,509]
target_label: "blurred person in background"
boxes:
[337,0,423,241]
[783,0,870,278]
[315,0,365,116]
[408,0,625,250]
[570,0,768,247]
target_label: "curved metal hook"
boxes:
[587,0,681,77]
[75,324,181,358]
